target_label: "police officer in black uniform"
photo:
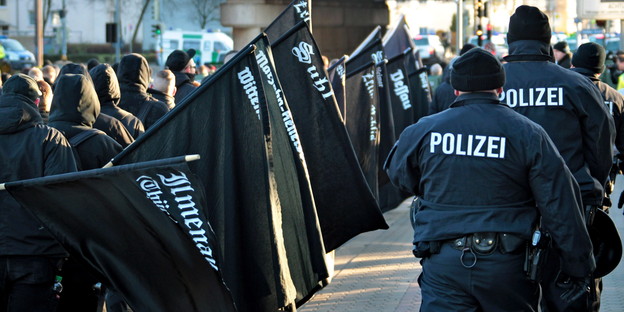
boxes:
[501,8,614,311]
[570,42,624,311]
[384,48,595,312]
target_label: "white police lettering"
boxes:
[390,69,412,110]
[237,67,261,119]
[371,51,384,64]
[430,132,506,159]
[292,41,334,99]
[158,172,219,271]
[293,0,310,23]
[292,42,314,64]
[501,87,564,107]
[363,70,375,99]
[256,50,304,160]
[605,101,614,115]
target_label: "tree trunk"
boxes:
[130,0,152,52]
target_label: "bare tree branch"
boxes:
[189,0,223,30]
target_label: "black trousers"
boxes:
[0,256,61,312]
[419,243,539,312]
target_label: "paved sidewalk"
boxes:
[299,179,624,312]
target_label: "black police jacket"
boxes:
[502,40,615,206]
[385,92,595,278]
[571,67,624,155]
[0,93,77,256]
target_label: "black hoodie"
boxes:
[91,64,145,139]
[117,54,170,129]
[60,63,135,147]
[503,40,615,206]
[0,92,77,256]
[49,74,122,170]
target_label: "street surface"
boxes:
[299,179,624,311]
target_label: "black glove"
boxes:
[557,274,591,304]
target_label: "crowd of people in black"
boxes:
[0,49,202,312]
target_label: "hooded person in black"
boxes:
[165,49,198,104]
[90,63,145,139]
[117,53,170,129]
[48,74,123,312]
[0,74,77,312]
[502,6,614,311]
[49,74,122,170]
[59,63,135,147]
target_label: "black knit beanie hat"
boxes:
[451,48,505,92]
[572,42,606,74]
[507,5,551,44]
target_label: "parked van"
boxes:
[157,30,233,66]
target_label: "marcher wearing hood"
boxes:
[0,74,76,311]
[59,63,134,147]
[90,64,145,139]
[117,54,170,129]
[48,74,122,170]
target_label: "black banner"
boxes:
[254,36,329,307]
[328,55,348,122]
[378,52,414,211]
[4,157,236,312]
[345,62,380,199]
[271,22,388,252]
[386,51,415,134]
[405,50,431,122]
[109,41,322,311]
[349,26,382,67]
[382,15,417,60]
[265,0,311,44]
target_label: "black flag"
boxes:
[265,0,311,43]
[386,51,416,135]
[405,50,432,121]
[328,55,348,121]
[378,51,415,211]
[254,35,329,306]
[382,15,417,59]
[349,26,382,67]
[109,41,326,311]
[345,61,380,198]
[270,22,388,252]
[3,157,236,312]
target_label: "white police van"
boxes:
[157,30,233,66]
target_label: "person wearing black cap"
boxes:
[553,41,572,68]
[385,48,594,312]
[572,42,624,185]
[502,6,614,311]
[571,42,624,312]
[0,74,77,311]
[427,43,477,115]
[164,49,198,104]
